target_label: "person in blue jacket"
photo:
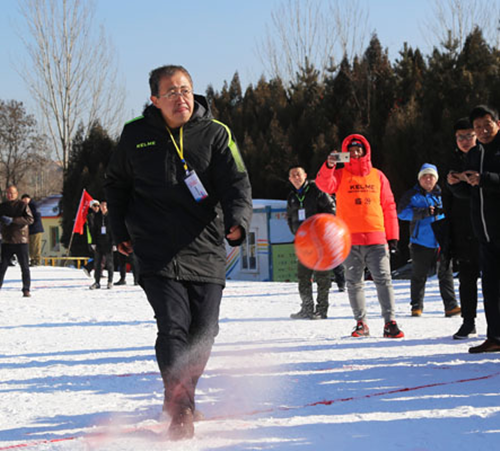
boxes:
[398,163,460,317]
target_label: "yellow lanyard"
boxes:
[166,126,189,174]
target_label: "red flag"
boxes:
[72,189,94,235]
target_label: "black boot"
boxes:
[312,309,328,319]
[290,306,314,319]
[453,320,476,340]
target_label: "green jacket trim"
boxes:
[212,119,246,173]
[125,115,144,125]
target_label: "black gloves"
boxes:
[388,239,398,255]
[0,216,13,226]
[429,206,444,216]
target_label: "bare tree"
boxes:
[16,0,125,172]
[257,0,370,84]
[422,0,500,52]
[0,99,47,192]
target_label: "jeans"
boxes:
[344,244,396,323]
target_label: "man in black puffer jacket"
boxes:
[449,105,500,354]
[443,118,480,339]
[105,65,252,440]
[287,165,345,320]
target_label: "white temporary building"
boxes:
[225,199,297,282]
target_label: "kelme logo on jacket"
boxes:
[136,141,156,149]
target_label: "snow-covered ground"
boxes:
[0,266,499,451]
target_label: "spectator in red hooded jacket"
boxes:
[316,134,403,338]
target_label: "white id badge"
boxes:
[101,226,106,234]
[298,209,306,221]
[184,170,209,202]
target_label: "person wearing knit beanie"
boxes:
[398,163,460,318]
[418,163,439,182]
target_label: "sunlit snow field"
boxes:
[0,266,498,450]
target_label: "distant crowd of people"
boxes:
[1,63,499,440]
[0,190,138,295]
[285,104,499,357]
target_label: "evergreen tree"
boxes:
[287,59,328,172]
[323,56,359,143]
[393,44,426,107]
[60,123,116,256]
[356,34,396,168]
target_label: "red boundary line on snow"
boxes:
[1,370,499,450]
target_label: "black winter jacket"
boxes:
[104,95,253,285]
[449,132,500,245]
[442,148,478,262]
[89,211,114,252]
[286,180,336,235]
[27,201,44,235]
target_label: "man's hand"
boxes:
[429,206,443,216]
[447,170,480,186]
[118,240,133,255]
[326,151,339,169]
[226,225,243,241]
[447,171,461,185]
[388,239,398,255]
[464,171,480,186]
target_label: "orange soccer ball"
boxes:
[294,214,352,271]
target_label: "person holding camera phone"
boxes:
[316,134,404,339]
[398,163,460,318]
[448,105,500,354]
[443,118,480,339]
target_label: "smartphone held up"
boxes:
[329,152,350,163]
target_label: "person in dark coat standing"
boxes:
[287,165,345,320]
[88,200,114,290]
[105,65,253,439]
[82,200,100,277]
[21,194,44,266]
[443,118,480,339]
[0,185,34,297]
[448,105,500,353]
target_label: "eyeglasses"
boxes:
[456,133,476,141]
[158,88,193,101]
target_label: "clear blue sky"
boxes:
[0,0,432,120]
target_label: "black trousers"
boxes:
[0,243,30,292]
[456,258,480,322]
[94,249,114,284]
[479,241,500,343]
[141,275,222,415]
[410,243,457,311]
[117,252,138,284]
[333,264,346,289]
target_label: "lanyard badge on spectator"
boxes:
[166,126,208,202]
